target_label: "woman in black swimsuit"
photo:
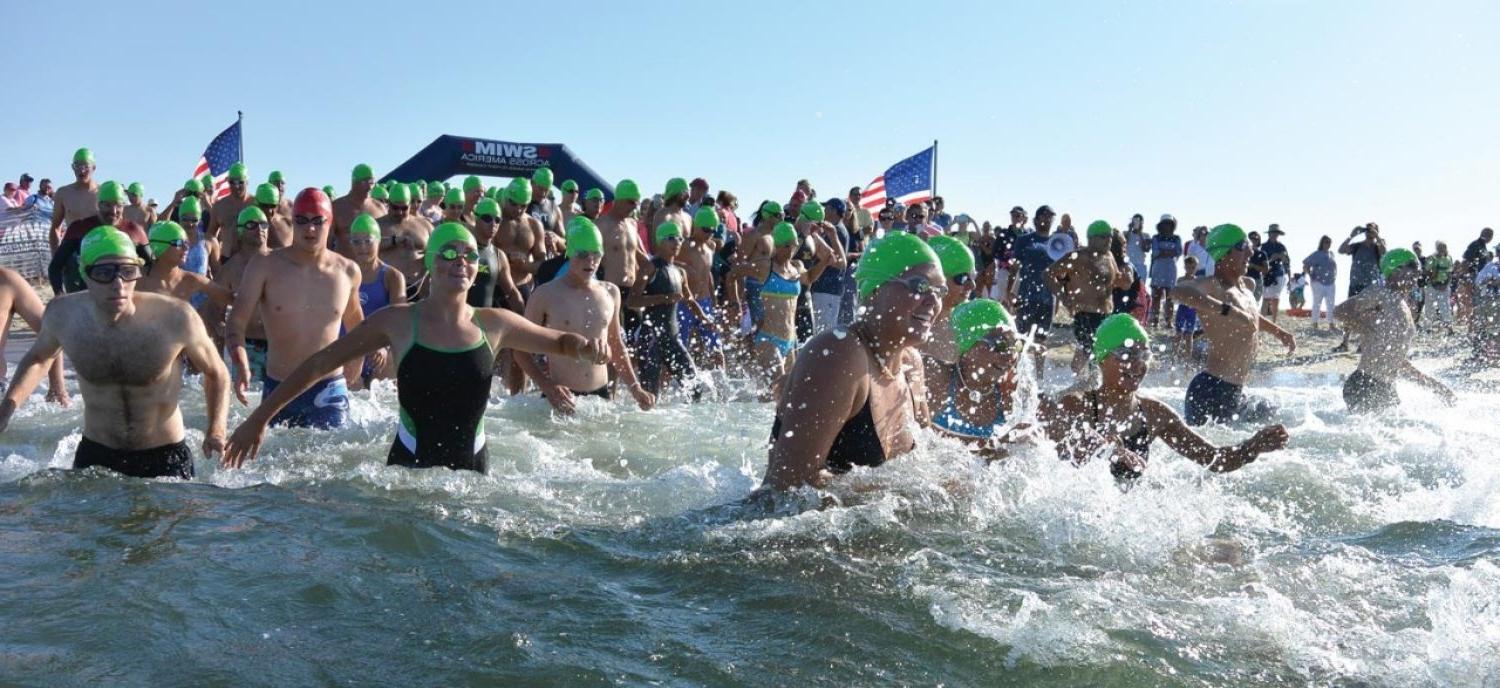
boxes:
[761,232,944,491]
[1046,314,1288,478]
[223,223,608,473]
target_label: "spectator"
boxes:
[11,173,33,206]
[1334,223,1385,352]
[1302,235,1339,333]
[931,196,952,230]
[1260,224,1290,321]
[1148,214,1182,329]
[1124,213,1149,278]
[2,183,18,208]
[1422,241,1454,332]
[1008,204,1058,374]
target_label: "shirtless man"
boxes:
[495,177,547,304]
[50,180,150,295]
[376,182,433,299]
[467,198,524,312]
[731,201,785,334]
[0,266,67,403]
[253,183,293,248]
[596,179,647,294]
[332,164,386,256]
[1171,224,1297,426]
[516,217,654,414]
[209,162,254,258]
[459,176,485,216]
[206,207,274,384]
[652,177,693,252]
[50,148,101,253]
[1335,248,1457,413]
[558,180,581,226]
[678,206,725,368]
[419,181,446,223]
[0,227,228,478]
[123,182,156,228]
[138,220,233,307]
[226,188,364,428]
[528,168,564,239]
[581,188,605,221]
[1048,220,1134,376]
[267,170,292,220]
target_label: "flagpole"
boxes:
[931,139,938,199]
[237,111,245,165]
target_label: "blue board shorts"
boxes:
[678,297,720,350]
[1174,305,1200,334]
[263,375,350,429]
[1184,371,1276,426]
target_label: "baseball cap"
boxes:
[822,197,847,216]
[1158,213,1177,226]
[1035,205,1055,217]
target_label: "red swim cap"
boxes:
[292,187,332,219]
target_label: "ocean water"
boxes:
[2,356,1499,687]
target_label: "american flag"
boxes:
[859,145,936,210]
[192,119,243,200]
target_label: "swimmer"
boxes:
[49,148,101,253]
[527,168,565,240]
[137,220,233,307]
[1172,224,1297,426]
[0,265,67,404]
[761,232,942,491]
[332,164,387,256]
[1334,248,1457,413]
[628,222,712,398]
[122,182,156,228]
[1048,220,1134,378]
[791,201,848,341]
[919,235,978,401]
[729,201,786,334]
[596,179,649,295]
[0,227,229,478]
[49,180,150,295]
[496,177,547,305]
[226,188,364,428]
[581,188,605,221]
[1046,314,1289,478]
[209,162,253,258]
[418,181,446,224]
[678,206,726,369]
[348,213,407,388]
[205,207,274,385]
[745,222,833,396]
[223,222,608,473]
[267,170,292,220]
[929,299,1032,456]
[466,198,524,311]
[652,178,693,251]
[461,175,485,215]
[253,183,293,248]
[439,187,469,225]
[558,179,581,226]
[172,197,221,285]
[517,216,654,413]
[375,183,434,300]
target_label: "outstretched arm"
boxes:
[0,307,64,432]
[224,255,267,404]
[7,273,66,403]
[1145,399,1286,472]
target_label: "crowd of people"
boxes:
[0,147,1494,490]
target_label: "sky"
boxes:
[7,0,1499,267]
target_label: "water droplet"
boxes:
[784,431,795,438]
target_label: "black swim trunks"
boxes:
[1184,371,1278,426]
[1343,369,1399,414]
[74,436,194,479]
[541,384,613,401]
[1072,311,1107,348]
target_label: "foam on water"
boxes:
[3,353,1500,685]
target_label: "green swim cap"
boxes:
[560,179,578,193]
[227,162,248,181]
[855,232,941,299]
[178,196,202,220]
[615,179,642,202]
[126,182,144,198]
[443,187,463,207]
[407,183,421,201]
[532,167,553,190]
[585,188,604,201]
[388,182,411,205]
[759,200,783,219]
[352,163,375,182]
[254,183,278,206]
[483,186,499,200]
[952,299,1013,358]
[1380,247,1418,279]
[463,175,482,193]
[566,216,603,257]
[771,221,797,247]
[474,198,499,218]
[656,221,683,244]
[236,206,268,233]
[424,222,477,271]
[1087,220,1113,238]
[78,226,139,277]
[200,173,214,190]
[147,220,188,258]
[1206,223,1248,261]
[73,148,94,165]
[351,213,381,241]
[183,179,203,195]
[97,180,125,205]
[322,185,336,198]
[693,206,719,229]
[370,184,388,201]
[799,201,825,222]
[505,177,531,205]
[428,180,445,197]
[268,170,284,184]
[1094,313,1151,362]
[664,177,688,199]
[927,235,975,279]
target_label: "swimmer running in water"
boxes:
[929,299,1035,457]
[746,222,830,397]
[0,227,229,478]
[1046,313,1289,478]
[348,213,407,388]
[761,232,942,491]
[628,222,713,398]
[137,220,233,307]
[518,216,655,413]
[223,222,608,473]
[1048,220,1134,380]
[1171,224,1297,426]
[1334,248,1457,413]
[205,207,273,385]
[919,235,978,404]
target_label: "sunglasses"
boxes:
[892,275,949,300]
[435,246,479,264]
[350,237,376,247]
[150,239,187,250]
[294,215,327,227]
[85,263,143,283]
[179,216,200,224]
[477,214,498,223]
[239,221,267,232]
[980,332,1023,354]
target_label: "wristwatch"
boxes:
[1220,301,1233,316]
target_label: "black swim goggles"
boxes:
[85,262,143,283]
[951,272,975,287]
[893,275,949,300]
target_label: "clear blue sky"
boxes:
[8,1,1498,265]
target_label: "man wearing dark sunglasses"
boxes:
[209,162,254,259]
[226,188,365,428]
[50,180,151,295]
[376,182,434,300]
[1,226,230,479]
[332,163,387,258]
[1172,224,1296,426]
[253,183,293,248]
[1048,220,1134,381]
